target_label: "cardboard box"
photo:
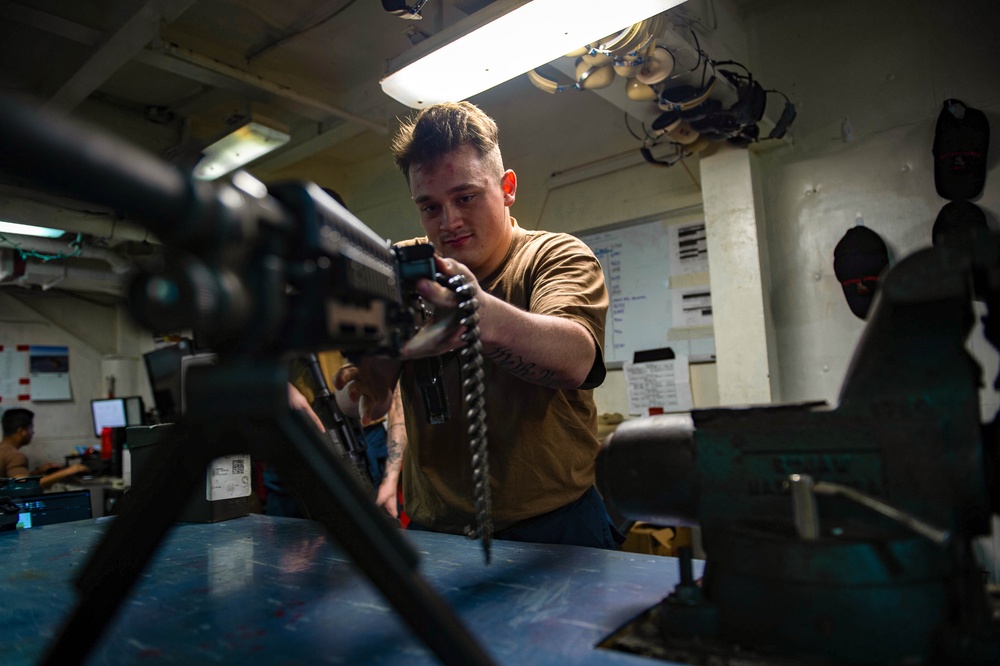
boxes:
[621,522,693,557]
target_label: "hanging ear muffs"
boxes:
[728,123,760,148]
[666,120,700,145]
[626,78,659,101]
[613,53,643,78]
[684,135,712,155]
[640,145,684,167]
[684,61,768,142]
[528,69,568,94]
[581,51,613,66]
[651,109,682,134]
[658,76,717,112]
[679,98,721,122]
[574,58,615,90]
[767,93,797,139]
[636,45,675,86]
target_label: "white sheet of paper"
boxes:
[624,357,693,416]
[671,286,713,328]
[668,222,709,276]
[0,345,29,403]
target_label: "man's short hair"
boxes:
[2,408,34,437]
[391,101,504,184]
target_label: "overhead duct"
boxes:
[0,233,132,274]
[0,248,125,295]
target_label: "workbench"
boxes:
[1,514,696,665]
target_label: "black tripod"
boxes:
[41,359,492,665]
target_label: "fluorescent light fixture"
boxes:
[193,120,290,181]
[0,221,65,238]
[380,0,686,109]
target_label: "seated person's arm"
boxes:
[39,463,90,489]
[30,461,61,475]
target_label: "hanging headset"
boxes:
[381,0,429,19]
[692,59,796,146]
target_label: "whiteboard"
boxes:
[577,213,715,366]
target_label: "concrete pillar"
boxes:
[701,144,779,405]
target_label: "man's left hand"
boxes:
[401,256,482,359]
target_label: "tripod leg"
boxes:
[266,409,494,665]
[41,420,222,666]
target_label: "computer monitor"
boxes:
[142,339,193,423]
[11,489,93,528]
[179,352,218,414]
[90,396,145,437]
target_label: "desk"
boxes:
[62,476,126,517]
[1,514,697,665]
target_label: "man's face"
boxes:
[409,144,515,279]
[20,423,33,446]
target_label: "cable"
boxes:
[624,110,646,142]
[0,232,85,263]
[245,0,359,62]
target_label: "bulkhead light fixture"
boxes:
[0,221,66,238]
[193,119,290,181]
[380,0,687,109]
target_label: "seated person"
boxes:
[0,408,89,489]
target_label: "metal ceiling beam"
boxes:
[44,0,196,112]
[1,2,102,46]
[146,42,387,135]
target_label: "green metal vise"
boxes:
[598,229,1000,664]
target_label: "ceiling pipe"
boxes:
[0,233,132,274]
[6,262,125,293]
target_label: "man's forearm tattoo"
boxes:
[485,346,565,388]
[386,424,405,466]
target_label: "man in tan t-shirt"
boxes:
[334,102,621,549]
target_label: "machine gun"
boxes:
[0,95,493,666]
[598,222,1000,663]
